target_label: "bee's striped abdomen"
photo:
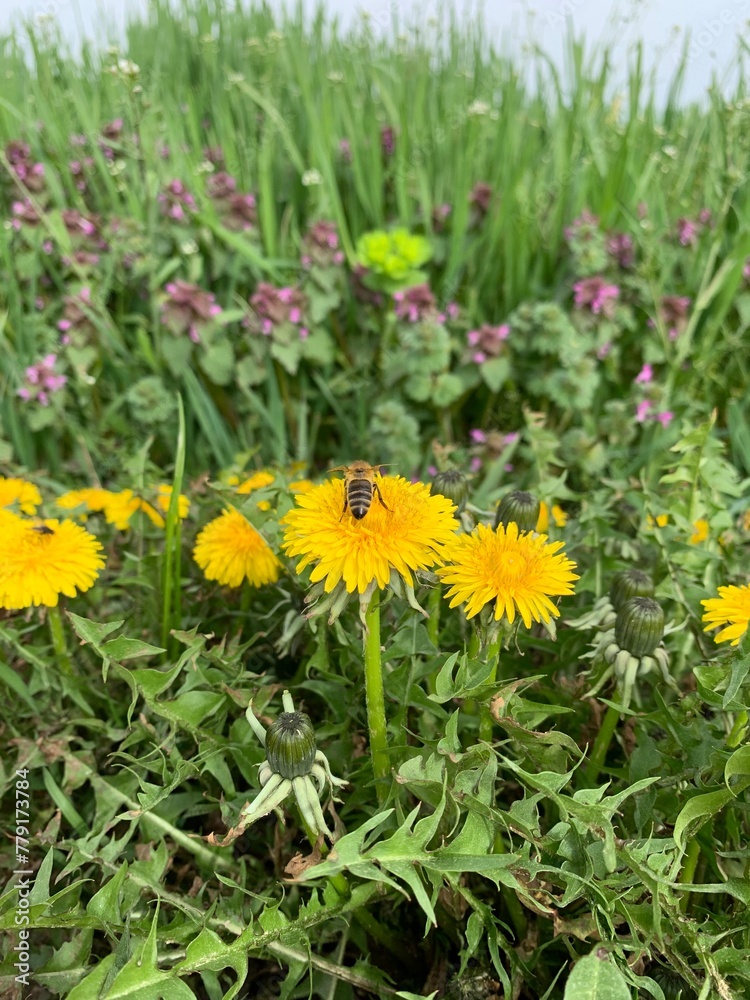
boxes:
[348,480,374,520]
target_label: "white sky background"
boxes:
[1,0,748,104]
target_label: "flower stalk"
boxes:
[363,589,390,805]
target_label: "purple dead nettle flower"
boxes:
[470,456,483,473]
[469,182,493,223]
[58,287,97,345]
[69,156,95,193]
[10,199,42,231]
[162,280,222,343]
[17,354,67,405]
[655,295,691,340]
[380,125,396,158]
[564,209,599,244]
[203,145,225,167]
[466,323,510,364]
[635,364,653,385]
[432,202,452,233]
[207,171,237,200]
[99,118,124,160]
[393,284,440,324]
[597,342,612,360]
[573,276,620,318]
[5,140,46,194]
[301,220,345,269]
[61,209,100,241]
[676,217,699,247]
[635,400,652,423]
[470,429,487,444]
[158,180,198,221]
[607,232,634,269]
[248,283,308,339]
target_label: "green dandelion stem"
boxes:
[479,639,502,743]
[426,583,441,647]
[363,589,389,805]
[586,703,621,784]
[679,837,702,913]
[47,605,75,677]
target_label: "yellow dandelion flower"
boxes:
[536,502,567,533]
[155,484,190,519]
[701,584,750,647]
[237,471,275,494]
[256,500,272,512]
[56,487,113,514]
[0,477,42,515]
[0,518,105,609]
[289,479,314,494]
[281,475,459,595]
[0,509,24,533]
[690,519,709,544]
[646,513,669,529]
[193,507,280,587]
[103,490,164,530]
[437,522,579,627]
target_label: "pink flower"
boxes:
[18,353,67,405]
[676,217,699,247]
[656,411,673,427]
[465,323,510,360]
[503,432,520,446]
[162,280,223,340]
[393,284,438,324]
[573,277,619,318]
[635,364,653,385]
[470,429,487,444]
[470,456,482,473]
[636,401,652,423]
[473,351,487,364]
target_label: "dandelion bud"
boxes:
[265,711,317,779]
[494,490,540,533]
[614,597,664,658]
[431,469,468,513]
[609,568,654,611]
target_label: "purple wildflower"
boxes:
[573,276,620,317]
[635,364,653,385]
[301,220,344,268]
[17,354,67,406]
[466,323,509,362]
[393,284,438,324]
[162,280,222,343]
[158,180,198,221]
[248,283,308,338]
[607,232,634,269]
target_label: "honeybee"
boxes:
[31,520,55,535]
[329,461,391,521]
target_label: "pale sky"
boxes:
[1,0,747,104]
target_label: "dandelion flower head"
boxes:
[193,506,280,588]
[437,522,579,627]
[0,476,42,515]
[281,474,459,594]
[0,517,105,609]
[701,584,750,646]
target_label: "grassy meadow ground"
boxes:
[2,2,750,997]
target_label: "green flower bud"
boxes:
[431,469,469,513]
[265,711,317,779]
[609,568,654,611]
[494,490,540,533]
[614,597,664,658]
